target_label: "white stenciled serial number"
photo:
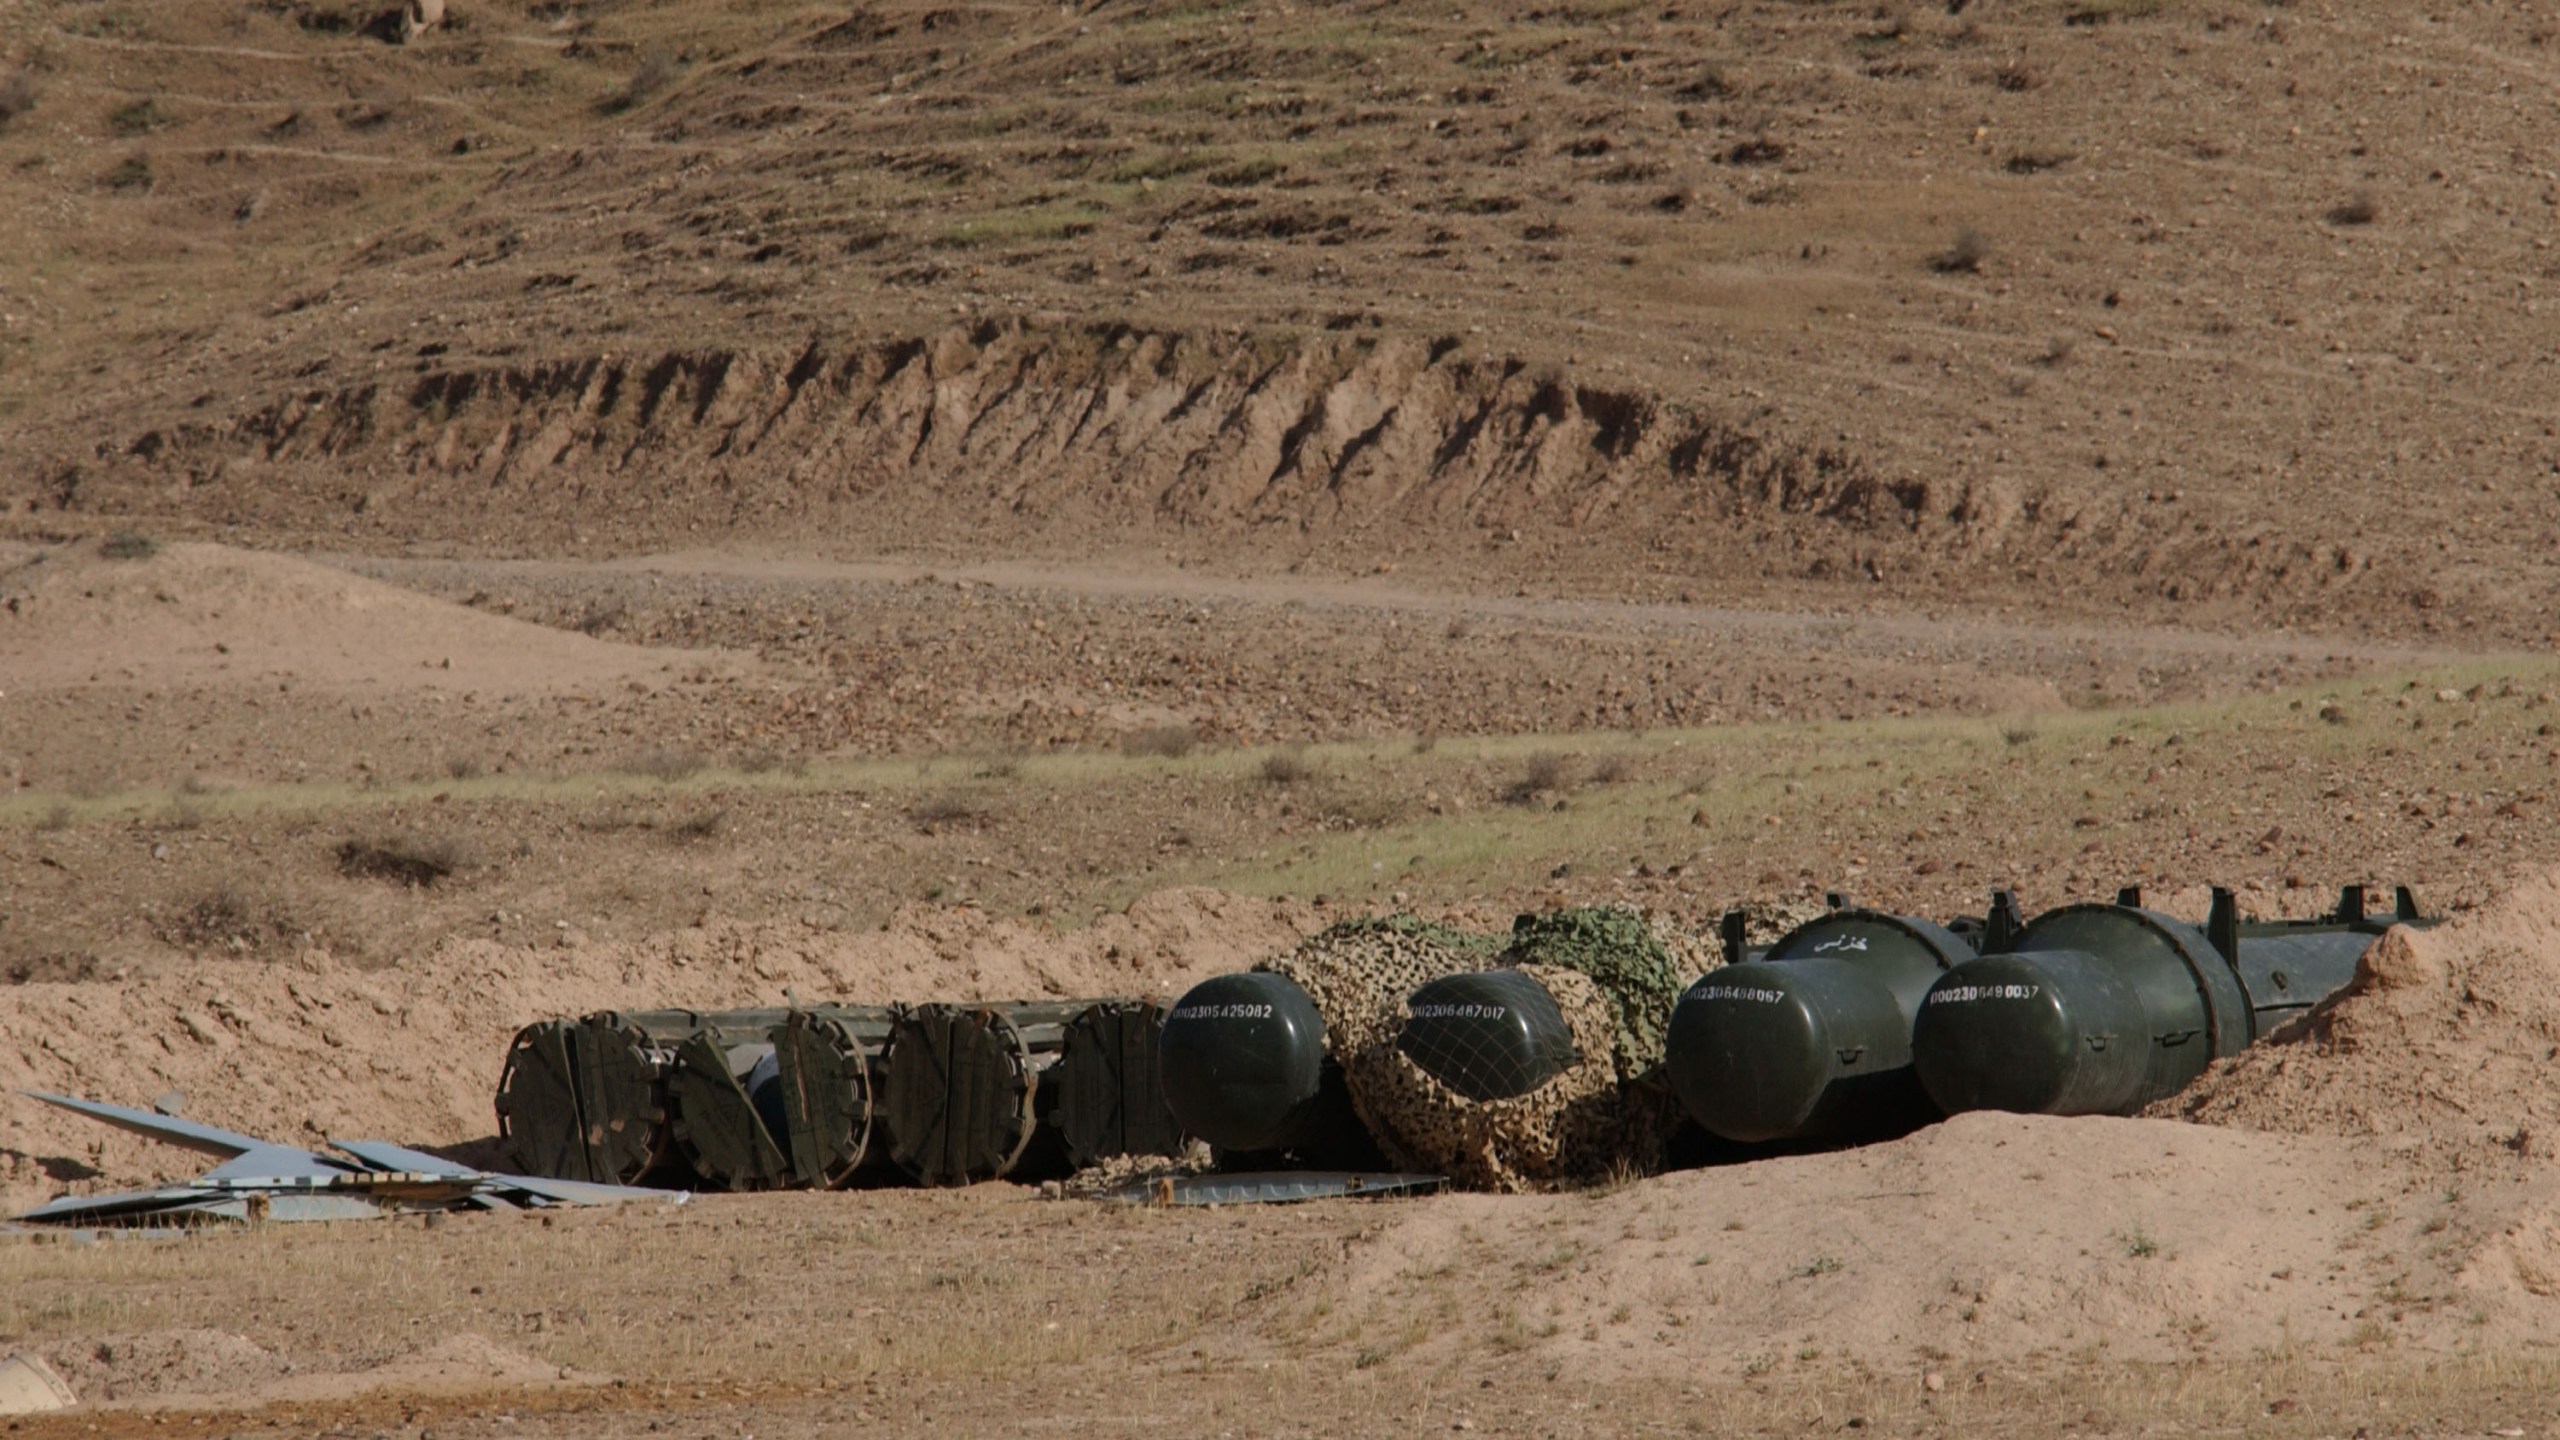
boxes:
[1407,1003,1511,1020]
[1690,986,1786,1005]
[1170,1003,1276,1021]
[1928,984,2042,1004]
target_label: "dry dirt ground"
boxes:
[6,0,2560,1432]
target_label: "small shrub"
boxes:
[1260,747,1316,785]
[104,155,152,193]
[2004,149,2075,175]
[1989,60,2041,92]
[0,67,37,128]
[36,801,72,832]
[2065,0,2163,23]
[5,953,101,985]
[1122,723,1198,759]
[909,794,985,832]
[1589,753,1634,785]
[169,888,249,945]
[2002,725,2037,747]
[336,835,460,887]
[600,50,680,114]
[163,886,299,951]
[1932,226,1990,273]
[670,806,726,842]
[2326,192,2379,227]
[1505,750,1578,804]
[573,600,626,636]
[442,754,483,781]
[111,97,168,134]
[619,748,709,782]
[99,529,159,559]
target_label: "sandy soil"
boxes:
[0,886,1310,1213]
[5,0,2560,1431]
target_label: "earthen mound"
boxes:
[2157,868,2560,1172]
[0,540,751,694]
[0,887,1314,1213]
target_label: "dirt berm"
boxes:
[0,887,1313,1213]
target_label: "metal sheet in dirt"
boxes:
[18,1092,266,1158]
[17,1091,680,1227]
[1094,1171,1446,1206]
[330,1138,482,1178]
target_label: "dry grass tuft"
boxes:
[620,748,710,782]
[909,794,988,832]
[1260,747,1317,785]
[0,68,37,128]
[1123,723,1199,759]
[1505,750,1579,804]
[601,50,681,115]
[1931,226,1990,273]
[99,529,159,559]
[335,834,462,887]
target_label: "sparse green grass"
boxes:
[110,96,169,134]
[4,657,2551,953]
[938,202,1111,250]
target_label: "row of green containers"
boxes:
[495,1000,1185,1190]
[1157,885,2425,1162]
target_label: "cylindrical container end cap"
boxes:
[1158,972,1330,1151]
[1665,964,1834,1142]
[1911,953,2083,1116]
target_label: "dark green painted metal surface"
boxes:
[772,1009,888,1188]
[1157,972,1336,1153]
[1912,904,2246,1118]
[566,1011,681,1185]
[494,1019,592,1181]
[1051,1001,1186,1169]
[883,1004,1040,1187]
[1667,909,1975,1144]
[505,1008,805,1185]
[1395,970,1580,1102]
[668,1036,793,1192]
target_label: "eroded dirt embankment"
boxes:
[21,324,2420,632]
[0,887,1312,1214]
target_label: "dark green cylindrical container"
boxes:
[1157,971,1352,1155]
[1912,904,2250,1118]
[1665,910,1974,1143]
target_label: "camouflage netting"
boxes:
[1647,912,1725,983]
[1500,906,1689,1082]
[1727,896,1843,948]
[1251,908,1717,1190]
[1257,914,1504,1037]
[1254,912,1506,1084]
[1344,963,1678,1190]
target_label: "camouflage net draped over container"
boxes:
[1253,914,1507,1152]
[1344,963,1678,1191]
[1501,907,1690,1082]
